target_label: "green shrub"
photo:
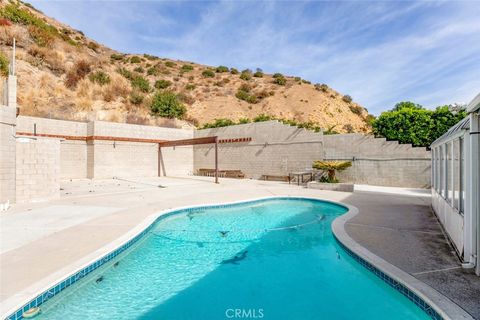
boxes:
[216,65,229,73]
[273,76,286,85]
[315,83,328,92]
[181,64,194,72]
[302,79,311,84]
[236,89,251,101]
[324,125,339,135]
[150,91,186,119]
[272,73,283,79]
[238,118,251,124]
[117,67,133,80]
[294,77,301,82]
[147,67,159,76]
[342,95,353,103]
[88,70,110,85]
[154,79,172,89]
[230,68,239,74]
[253,71,263,78]
[129,92,144,105]
[0,52,9,77]
[349,105,363,115]
[202,69,215,78]
[110,53,124,61]
[240,70,252,81]
[253,114,274,122]
[28,25,55,47]
[185,84,195,91]
[130,56,141,64]
[165,61,175,68]
[87,42,99,52]
[202,118,235,129]
[131,75,150,93]
[133,66,144,73]
[143,54,158,60]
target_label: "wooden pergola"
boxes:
[159,136,219,183]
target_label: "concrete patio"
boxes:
[0,177,478,318]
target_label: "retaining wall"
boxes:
[194,121,431,188]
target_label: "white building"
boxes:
[431,93,480,276]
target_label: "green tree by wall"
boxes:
[372,101,467,147]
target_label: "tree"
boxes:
[312,161,352,183]
[372,102,467,147]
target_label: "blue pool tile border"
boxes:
[334,234,443,320]
[6,197,438,320]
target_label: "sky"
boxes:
[30,0,480,115]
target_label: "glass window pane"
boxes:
[460,138,465,214]
[446,141,453,203]
[440,145,445,196]
[453,139,460,209]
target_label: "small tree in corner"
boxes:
[312,161,352,183]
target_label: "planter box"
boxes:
[307,181,354,192]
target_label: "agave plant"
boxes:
[312,160,352,183]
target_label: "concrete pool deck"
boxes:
[0,177,479,318]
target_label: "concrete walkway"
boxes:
[0,177,478,318]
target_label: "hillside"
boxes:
[0,1,372,132]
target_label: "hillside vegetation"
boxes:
[0,1,372,132]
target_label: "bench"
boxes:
[260,175,291,182]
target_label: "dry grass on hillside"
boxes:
[0,1,372,132]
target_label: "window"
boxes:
[440,145,445,197]
[459,138,465,214]
[453,139,460,209]
[446,141,452,203]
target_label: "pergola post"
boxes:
[215,136,219,184]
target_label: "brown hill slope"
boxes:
[0,1,372,132]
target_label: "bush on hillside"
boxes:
[130,56,141,63]
[216,65,229,73]
[150,91,186,119]
[65,60,91,88]
[349,104,363,115]
[240,70,252,81]
[253,71,263,78]
[87,41,99,52]
[315,83,328,92]
[202,118,235,129]
[110,53,124,61]
[185,83,196,90]
[202,69,215,78]
[117,67,134,80]
[129,92,144,105]
[342,95,353,103]
[0,52,9,77]
[165,61,175,68]
[147,66,159,76]
[273,76,286,85]
[181,64,194,72]
[133,66,144,73]
[272,73,283,79]
[230,68,239,74]
[154,79,172,89]
[253,114,274,122]
[131,75,150,93]
[89,70,110,86]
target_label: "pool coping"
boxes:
[1,196,472,320]
[331,204,473,320]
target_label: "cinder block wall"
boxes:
[17,116,88,179]
[194,121,324,178]
[89,121,194,178]
[0,106,17,205]
[194,121,431,188]
[15,138,60,203]
[323,134,431,188]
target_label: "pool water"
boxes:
[37,198,430,319]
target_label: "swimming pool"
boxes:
[16,198,434,319]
